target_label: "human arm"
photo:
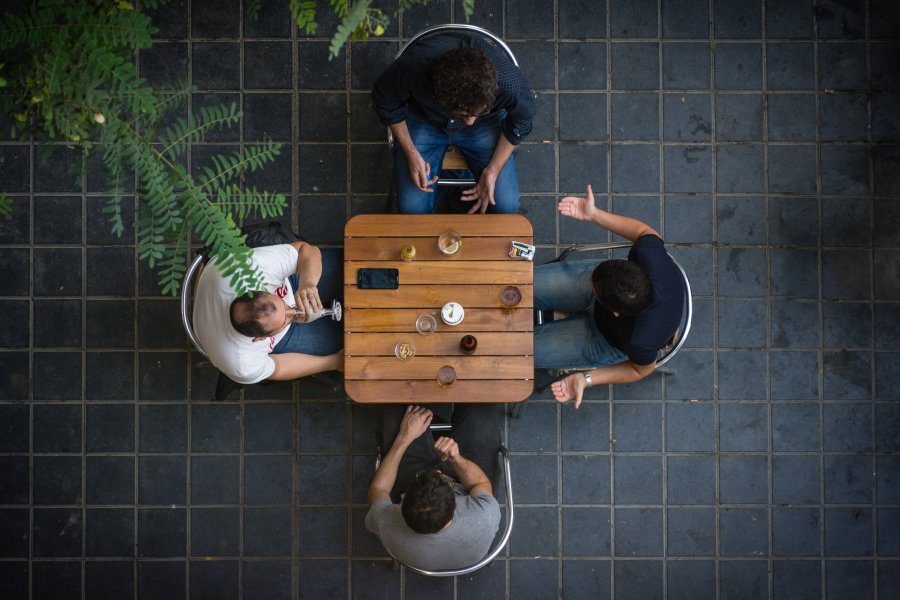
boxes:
[368,406,434,503]
[389,121,438,192]
[558,185,660,242]
[434,437,492,497]
[267,350,343,381]
[459,135,516,214]
[550,361,657,409]
[287,241,323,315]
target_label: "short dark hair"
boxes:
[401,469,456,534]
[591,259,653,316]
[431,47,499,116]
[229,292,277,337]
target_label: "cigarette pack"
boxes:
[508,241,536,261]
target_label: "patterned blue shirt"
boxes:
[372,31,536,145]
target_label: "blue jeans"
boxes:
[395,111,520,214]
[533,259,628,369]
[272,248,343,356]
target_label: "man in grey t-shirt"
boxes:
[365,405,501,571]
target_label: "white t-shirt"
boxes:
[193,244,299,384]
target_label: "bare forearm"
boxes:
[389,121,417,158]
[484,135,515,175]
[296,243,323,288]
[590,209,657,242]
[368,437,409,503]
[586,360,655,385]
[268,351,342,380]
[449,455,490,493]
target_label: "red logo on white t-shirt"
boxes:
[275,283,288,299]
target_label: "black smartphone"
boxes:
[357,268,399,290]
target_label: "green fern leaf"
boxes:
[328,0,370,59]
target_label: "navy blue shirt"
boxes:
[593,235,684,366]
[371,31,536,146]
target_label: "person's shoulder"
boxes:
[634,233,665,248]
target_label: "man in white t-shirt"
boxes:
[193,241,342,384]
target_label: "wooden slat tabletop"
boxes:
[344,214,534,404]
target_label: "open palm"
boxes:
[557,184,597,222]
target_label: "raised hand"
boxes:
[550,372,588,409]
[557,184,598,222]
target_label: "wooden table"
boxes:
[343,214,534,403]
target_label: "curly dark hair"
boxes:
[401,469,456,534]
[431,47,499,116]
[591,260,653,316]
[229,292,277,337]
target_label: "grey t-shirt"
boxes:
[364,485,501,570]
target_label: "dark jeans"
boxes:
[380,404,501,502]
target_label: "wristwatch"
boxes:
[583,372,593,387]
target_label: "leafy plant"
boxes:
[246,0,477,59]
[0,0,286,296]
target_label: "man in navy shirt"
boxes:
[534,185,685,408]
[372,30,535,214]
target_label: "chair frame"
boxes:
[387,23,520,188]
[181,253,209,359]
[376,424,515,577]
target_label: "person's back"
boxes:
[365,483,500,570]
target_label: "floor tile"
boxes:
[768,144,817,194]
[716,144,765,192]
[138,508,187,557]
[771,403,819,452]
[668,560,716,600]
[773,560,821,600]
[825,508,873,556]
[614,455,662,504]
[610,0,657,37]
[816,0,865,38]
[770,351,820,400]
[562,455,611,504]
[87,456,135,505]
[32,561,82,600]
[510,505,558,556]
[85,562,134,600]
[716,93,764,141]
[614,559,663,600]
[244,455,292,505]
[822,145,870,196]
[820,93,868,142]
[720,455,769,504]
[139,455,187,505]
[559,42,607,90]
[613,403,662,452]
[33,508,82,556]
[562,560,611,600]
[663,43,711,89]
[191,507,241,556]
[720,507,768,556]
[31,456,81,507]
[771,300,818,348]
[720,560,768,600]
[772,507,821,556]
[715,43,763,89]
[191,455,240,505]
[767,42,816,90]
[245,560,293,600]
[615,507,662,556]
[192,42,241,90]
[610,43,659,90]
[667,507,716,556]
[822,351,872,401]
[84,508,134,557]
[667,454,716,504]
[138,561,186,600]
[773,454,821,504]
[718,351,768,401]
[86,352,135,400]
[190,560,239,600]
[824,455,874,504]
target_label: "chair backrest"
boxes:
[395,23,518,66]
[181,253,209,359]
[554,241,693,368]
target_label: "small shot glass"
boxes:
[415,314,437,335]
[394,341,416,361]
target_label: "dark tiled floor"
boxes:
[1,0,900,598]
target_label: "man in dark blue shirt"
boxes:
[372,30,536,214]
[534,185,685,408]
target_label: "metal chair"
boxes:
[527,241,693,403]
[375,422,515,577]
[388,23,520,190]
